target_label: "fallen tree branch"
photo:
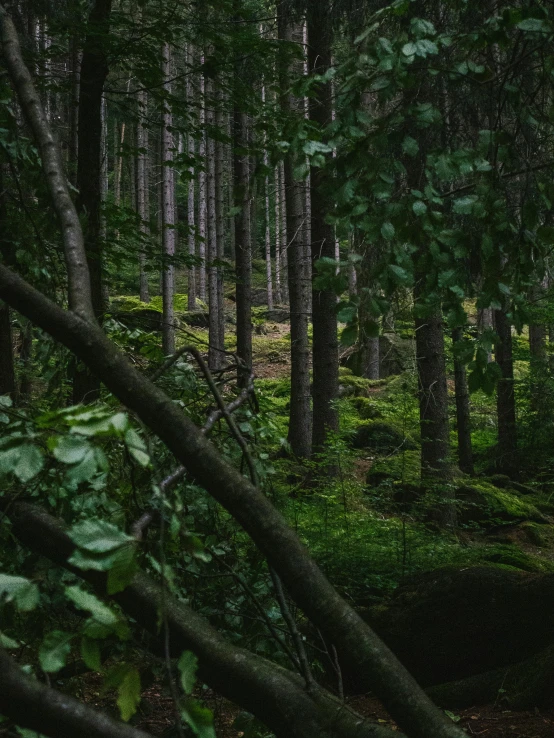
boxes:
[0,647,152,738]
[0,497,400,738]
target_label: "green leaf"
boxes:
[39,630,73,673]
[336,304,358,323]
[402,42,417,56]
[181,700,216,738]
[178,651,198,695]
[124,429,150,467]
[52,435,91,464]
[412,200,427,216]
[517,18,550,32]
[340,324,358,347]
[69,519,133,554]
[107,545,137,595]
[16,729,47,738]
[65,585,118,626]
[402,136,419,156]
[13,444,44,482]
[0,574,39,612]
[117,667,141,722]
[453,195,477,214]
[381,222,395,240]
[81,637,102,671]
[0,631,19,648]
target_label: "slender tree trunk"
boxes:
[306,1,339,452]
[215,92,226,356]
[233,107,252,383]
[478,307,494,362]
[186,46,196,311]
[161,42,175,355]
[278,8,312,457]
[279,161,288,304]
[207,77,222,371]
[495,308,518,476]
[274,166,282,304]
[73,0,112,404]
[136,88,150,303]
[414,302,451,476]
[452,326,474,475]
[197,56,207,302]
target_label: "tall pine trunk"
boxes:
[161,42,176,355]
[0,168,14,397]
[306,1,339,452]
[207,77,222,371]
[278,7,311,457]
[452,326,474,475]
[136,88,150,303]
[197,57,207,302]
[495,307,518,476]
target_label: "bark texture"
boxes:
[306,0,339,451]
[452,327,474,475]
[494,308,518,475]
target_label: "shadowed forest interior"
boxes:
[3,1,554,737]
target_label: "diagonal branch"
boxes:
[0,5,95,321]
[0,647,152,738]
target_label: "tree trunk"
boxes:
[215,91,226,357]
[161,42,175,356]
[136,88,150,303]
[452,326,474,475]
[197,56,207,302]
[73,0,112,404]
[306,2,339,452]
[278,9,312,458]
[414,296,454,523]
[494,308,518,476]
[279,161,288,303]
[274,165,282,304]
[233,106,252,382]
[207,77,222,371]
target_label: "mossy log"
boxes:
[366,566,554,687]
[426,643,554,709]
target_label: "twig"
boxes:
[270,567,315,693]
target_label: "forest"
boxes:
[3,0,554,737]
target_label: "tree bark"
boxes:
[72,0,112,402]
[414,295,455,524]
[161,42,176,356]
[494,307,518,476]
[207,77,222,370]
[215,90,226,353]
[274,165,282,304]
[136,87,150,303]
[452,326,474,475]
[0,167,15,397]
[278,8,312,458]
[306,1,339,452]
[233,43,252,381]
[197,56,207,302]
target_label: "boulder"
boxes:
[367,565,554,686]
[352,421,417,453]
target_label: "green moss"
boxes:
[367,449,421,486]
[352,421,416,453]
[352,396,383,420]
[479,544,554,573]
[112,294,207,314]
[339,374,386,397]
[456,480,545,525]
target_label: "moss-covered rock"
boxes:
[352,421,417,453]
[352,396,383,420]
[339,374,386,398]
[366,449,421,487]
[111,294,209,330]
[366,565,554,686]
[456,481,545,526]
